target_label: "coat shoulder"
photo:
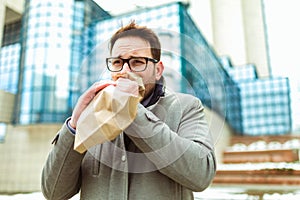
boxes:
[164,90,203,107]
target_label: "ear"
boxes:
[155,61,164,81]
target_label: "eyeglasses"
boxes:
[106,57,158,72]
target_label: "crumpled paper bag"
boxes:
[74,72,145,153]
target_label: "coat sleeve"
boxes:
[124,95,217,192]
[41,123,85,200]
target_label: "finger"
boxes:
[94,81,116,92]
[82,81,116,102]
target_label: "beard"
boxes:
[143,82,156,100]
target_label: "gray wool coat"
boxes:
[41,88,216,200]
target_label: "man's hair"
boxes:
[109,21,161,61]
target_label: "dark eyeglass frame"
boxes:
[106,56,159,72]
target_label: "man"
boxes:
[41,21,216,200]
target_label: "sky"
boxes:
[94,0,181,15]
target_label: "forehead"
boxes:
[111,36,151,57]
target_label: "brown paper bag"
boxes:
[74,73,145,153]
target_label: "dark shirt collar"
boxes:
[141,77,165,107]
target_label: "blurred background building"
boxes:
[0,0,299,198]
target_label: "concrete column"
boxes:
[241,0,269,77]
[189,0,214,44]
[210,0,247,66]
[0,0,6,47]
[209,0,270,77]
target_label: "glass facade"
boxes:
[11,0,110,124]
[219,56,291,135]
[1,20,21,46]
[179,8,240,131]
[16,0,75,123]
[238,77,291,135]
[0,21,21,94]
[0,44,20,94]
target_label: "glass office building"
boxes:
[220,56,291,135]
[0,0,292,135]
[11,0,110,124]
[0,21,21,94]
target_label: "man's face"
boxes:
[110,36,164,99]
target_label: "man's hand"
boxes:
[69,80,116,129]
